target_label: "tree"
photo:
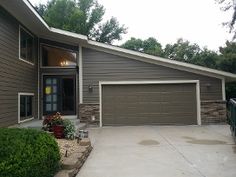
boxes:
[121,37,164,57]
[164,38,201,62]
[216,0,236,39]
[191,48,220,69]
[35,0,127,44]
[219,41,236,73]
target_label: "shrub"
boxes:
[0,128,60,177]
[63,119,76,139]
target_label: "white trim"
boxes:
[79,46,83,104]
[99,80,201,127]
[22,0,50,30]
[222,78,226,101]
[18,92,35,123]
[50,28,87,41]
[99,82,102,127]
[18,25,35,65]
[196,81,201,125]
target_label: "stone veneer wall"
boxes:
[79,104,99,125]
[201,100,227,124]
[79,101,227,125]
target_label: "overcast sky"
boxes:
[30,0,233,51]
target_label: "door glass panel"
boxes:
[53,95,57,102]
[46,78,52,85]
[53,104,57,111]
[46,95,51,102]
[46,104,52,111]
[53,86,57,93]
[44,77,59,114]
[53,78,57,84]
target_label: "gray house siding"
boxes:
[82,47,222,103]
[0,7,38,126]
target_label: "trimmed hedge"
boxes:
[0,128,60,177]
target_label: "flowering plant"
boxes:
[43,112,63,131]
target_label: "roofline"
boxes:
[86,40,236,80]
[23,0,50,30]
[14,0,236,81]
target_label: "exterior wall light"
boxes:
[206,83,211,89]
[88,85,93,93]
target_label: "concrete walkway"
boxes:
[77,125,236,177]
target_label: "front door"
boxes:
[43,75,76,115]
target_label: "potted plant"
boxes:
[43,112,64,138]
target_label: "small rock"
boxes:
[79,138,91,146]
[61,153,83,170]
[54,170,72,177]
[75,146,88,154]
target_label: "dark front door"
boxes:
[43,75,76,115]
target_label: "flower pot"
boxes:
[52,125,64,139]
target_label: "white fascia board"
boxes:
[49,28,88,41]
[23,0,50,30]
[86,40,236,80]
[99,80,199,85]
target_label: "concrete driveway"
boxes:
[77,125,236,177]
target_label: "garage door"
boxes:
[102,83,197,126]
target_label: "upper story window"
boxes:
[41,45,77,67]
[19,27,34,64]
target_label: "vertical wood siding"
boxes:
[0,7,38,127]
[82,47,222,103]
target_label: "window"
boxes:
[19,27,34,64]
[19,93,34,122]
[42,45,77,67]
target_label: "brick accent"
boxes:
[79,104,99,125]
[201,100,227,124]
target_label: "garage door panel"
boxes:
[102,83,197,125]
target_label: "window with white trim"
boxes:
[19,94,34,121]
[19,27,34,64]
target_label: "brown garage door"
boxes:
[102,83,197,126]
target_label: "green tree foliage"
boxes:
[121,37,164,57]
[192,48,220,69]
[35,0,127,44]
[218,41,236,99]
[219,41,236,73]
[164,38,201,62]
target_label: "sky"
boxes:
[29,0,234,51]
